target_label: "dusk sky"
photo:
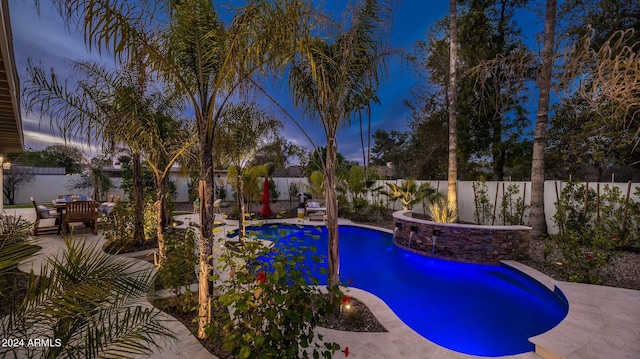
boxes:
[8,0,542,163]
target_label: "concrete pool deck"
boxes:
[6,208,640,359]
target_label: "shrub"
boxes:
[102,202,137,253]
[269,178,280,202]
[215,184,227,202]
[548,181,618,284]
[210,237,342,359]
[550,229,615,284]
[157,227,198,312]
[472,177,493,225]
[499,183,528,225]
[143,199,157,240]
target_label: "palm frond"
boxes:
[5,236,174,358]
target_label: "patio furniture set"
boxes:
[31,195,120,236]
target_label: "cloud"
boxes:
[9,0,448,164]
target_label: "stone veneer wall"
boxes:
[392,210,530,264]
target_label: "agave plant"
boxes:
[1,236,174,358]
[428,197,459,223]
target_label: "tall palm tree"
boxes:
[530,0,557,238]
[32,0,309,336]
[289,0,392,287]
[23,61,194,263]
[23,60,148,244]
[447,0,459,215]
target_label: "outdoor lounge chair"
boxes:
[31,197,61,235]
[62,200,98,235]
[305,201,326,216]
[308,211,326,221]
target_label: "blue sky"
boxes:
[9,0,543,163]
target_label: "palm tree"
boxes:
[126,112,195,264]
[40,0,311,337]
[289,0,392,288]
[2,237,172,358]
[217,102,281,239]
[380,179,430,210]
[530,0,557,238]
[23,61,194,263]
[447,0,459,216]
[23,60,149,245]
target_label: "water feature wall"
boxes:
[392,210,530,264]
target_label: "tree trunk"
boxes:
[447,0,459,213]
[326,136,340,288]
[155,175,169,267]
[237,174,246,240]
[132,152,145,245]
[197,135,216,339]
[529,0,556,239]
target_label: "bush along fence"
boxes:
[542,181,640,284]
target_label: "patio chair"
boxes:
[308,211,326,222]
[62,200,99,235]
[305,201,326,217]
[30,197,60,235]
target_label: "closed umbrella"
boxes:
[260,177,273,217]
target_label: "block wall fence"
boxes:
[5,173,639,235]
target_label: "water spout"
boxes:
[393,222,402,242]
[432,236,437,256]
[408,225,418,248]
[432,228,441,256]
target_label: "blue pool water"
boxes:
[247,224,568,357]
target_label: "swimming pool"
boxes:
[247,224,568,357]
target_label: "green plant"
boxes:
[308,170,325,199]
[551,229,615,284]
[472,177,493,225]
[428,197,459,223]
[0,214,39,303]
[288,182,300,208]
[143,198,157,240]
[499,183,529,225]
[547,181,618,284]
[157,227,198,312]
[215,183,227,202]
[211,237,342,359]
[269,178,280,202]
[343,165,367,199]
[2,237,173,358]
[553,181,597,238]
[352,197,369,212]
[380,179,426,210]
[102,202,138,253]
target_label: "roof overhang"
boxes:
[0,0,23,154]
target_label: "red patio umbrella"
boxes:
[260,177,273,217]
